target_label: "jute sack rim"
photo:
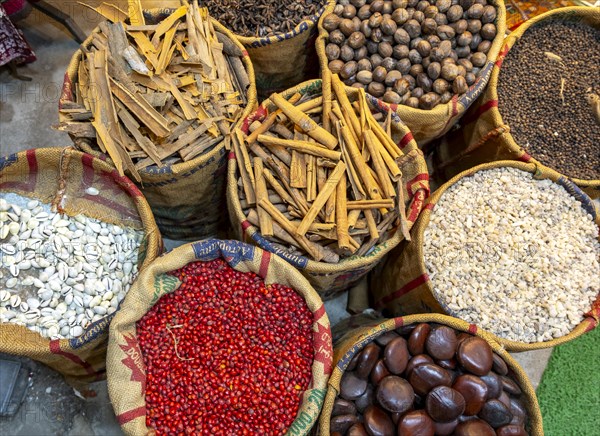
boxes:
[411,160,600,351]
[107,239,332,436]
[227,78,428,274]
[59,8,258,177]
[0,147,161,364]
[318,313,544,436]
[483,6,600,187]
[315,0,507,132]
[235,0,335,46]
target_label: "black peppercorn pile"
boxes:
[323,0,498,110]
[497,21,600,180]
[200,0,327,37]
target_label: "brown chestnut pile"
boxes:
[323,0,498,109]
[330,324,529,435]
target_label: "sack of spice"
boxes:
[227,78,429,299]
[317,0,507,146]
[107,239,332,435]
[200,0,336,99]
[432,6,600,199]
[0,147,161,389]
[58,3,257,240]
[371,160,600,351]
[318,313,543,435]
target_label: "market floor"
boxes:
[0,4,552,435]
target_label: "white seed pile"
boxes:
[0,195,144,340]
[424,167,600,343]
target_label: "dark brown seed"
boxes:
[392,8,410,25]
[426,386,466,422]
[397,58,412,74]
[370,0,385,13]
[481,5,497,24]
[422,18,438,35]
[355,344,381,379]
[383,336,410,374]
[323,14,342,32]
[340,371,368,400]
[357,70,374,84]
[368,81,386,97]
[440,91,453,103]
[373,65,388,82]
[341,45,356,62]
[454,419,496,436]
[436,358,457,370]
[381,18,398,36]
[329,29,346,45]
[441,63,459,81]
[406,96,420,108]
[331,414,359,434]
[410,64,424,78]
[453,374,489,415]
[453,75,468,94]
[481,23,496,40]
[347,422,369,436]
[420,92,440,109]
[467,18,482,34]
[341,61,359,79]
[405,354,435,379]
[393,78,411,95]
[326,44,341,61]
[393,44,410,59]
[409,363,452,396]
[496,425,528,436]
[433,78,449,94]
[457,337,493,376]
[394,28,411,45]
[376,375,415,413]
[343,4,357,19]
[509,398,527,425]
[355,384,375,413]
[358,58,373,71]
[437,25,455,40]
[332,398,358,416]
[384,70,403,86]
[374,330,400,347]
[370,358,391,385]
[447,5,463,22]
[456,45,471,58]
[358,5,372,20]
[363,405,395,436]
[479,399,513,428]
[340,18,358,36]
[467,4,484,19]
[398,410,435,436]
[416,40,432,57]
[452,19,468,34]
[404,19,422,38]
[477,39,492,54]
[436,0,452,12]
[329,60,345,74]
[369,12,384,28]
[355,46,369,60]
[413,10,425,24]
[501,376,522,396]
[426,326,458,360]
[480,372,502,400]
[458,31,473,47]
[434,12,448,26]
[492,354,508,376]
[348,31,367,49]
[408,323,432,355]
[417,73,433,91]
[379,42,394,58]
[433,419,458,436]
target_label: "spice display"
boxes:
[330,324,530,435]
[199,0,328,37]
[57,2,249,180]
[497,20,600,180]
[322,0,498,109]
[504,1,583,30]
[137,258,314,435]
[0,195,143,339]
[423,167,600,343]
[234,74,409,262]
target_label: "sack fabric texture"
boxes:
[227,79,430,299]
[371,160,600,351]
[432,6,600,199]
[316,0,507,146]
[60,9,257,240]
[318,313,544,435]
[0,147,162,389]
[107,239,332,436]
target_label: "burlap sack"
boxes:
[432,6,600,199]
[227,79,430,299]
[318,313,544,435]
[316,0,507,146]
[59,9,257,240]
[236,0,335,100]
[371,160,600,351]
[107,239,332,435]
[0,147,161,389]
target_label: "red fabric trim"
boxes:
[313,304,326,321]
[398,132,414,149]
[468,324,478,335]
[258,250,270,278]
[407,173,429,194]
[462,100,498,125]
[518,153,532,163]
[376,274,429,307]
[495,45,510,68]
[117,406,146,425]
[424,203,435,211]
[228,151,236,160]
[241,220,252,232]
[394,317,404,328]
[49,340,100,378]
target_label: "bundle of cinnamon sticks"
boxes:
[234,74,410,263]
[57,1,250,181]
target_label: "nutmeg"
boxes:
[471,52,487,67]
[416,0,430,12]
[426,34,441,47]
[382,1,393,15]
[392,8,410,25]
[456,65,467,77]
[326,44,341,61]
[340,19,358,36]
[381,18,398,36]
[404,20,422,38]
[424,5,439,19]
[417,73,433,92]
[420,92,441,109]
[323,14,342,32]
[341,45,355,62]
[402,74,416,90]
[440,91,453,103]
[357,5,372,20]
[417,40,432,57]
[383,90,402,104]
[342,4,357,19]
[357,70,374,85]
[394,78,411,95]
[394,28,411,45]
[457,31,473,47]
[439,40,453,57]
[328,60,345,74]
[371,54,384,68]
[373,65,388,82]
[422,56,431,69]
[470,33,482,50]
[452,75,468,94]
[357,58,373,71]
[370,0,385,13]
[467,4,484,19]
[432,78,449,94]
[456,45,471,58]
[340,61,359,79]
[393,44,410,59]
[435,0,451,13]
[412,87,424,98]
[477,40,492,54]
[452,19,468,35]
[434,12,448,26]
[421,18,438,35]
[467,19,482,34]
[457,58,473,72]
[481,5,497,24]
[367,40,379,54]
[460,0,475,9]
[393,0,408,8]
[368,12,384,28]
[408,49,422,64]
[406,96,420,108]
[348,31,367,49]
[412,11,425,24]
[430,46,445,62]
[446,5,463,23]
[410,37,423,50]
[350,0,367,7]
[355,46,368,60]
[409,63,424,77]
[367,81,386,97]
[437,25,455,40]
[329,29,345,45]
[441,63,459,81]
[427,62,442,80]
[381,57,398,71]
[397,58,412,74]
[333,4,344,16]
[378,41,394,58]
[465,72,476,86]
[384,70,403,87]
[481,23,497,40]
[361,20,373,38]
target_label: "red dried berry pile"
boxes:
[137,258,314,435]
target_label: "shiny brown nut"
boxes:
[408,49,423,65]
[436,358,457,370]
[436,0,451,13]
[447,4,463,22]
[393,44,410,59]
[393,78,411,96]
[348,31,367,49]
[467,19,481,34]
[440,63,459,81]
[453,374,488,415]
[404,19,422,38]
[424,5,438,18]
[384,70,403,86]
[452,75,468,94]
[323,13,342,32]
[341,45,356,62]
[370,0,385,13]
[467,4,484,19]
[355,384,375,413]
[470,32,482,50]
[413,10,425,24]
[457,30,473,47]
[457,58,473,71]
[383,336,410,374]
[340,61,359,79]
[347,423,369,436]
[477,40,492,54]
[432,78,449,94]
[456,45,471,58]
[408,323,432,355]
[498,391,511,409]
[332,398,358,416]
[329,60,345,74]
[452,19,468,34]
[355,46,369,60]
[393,0,408,8]
[405,354,435,377]
[382,1,393,14]
[410,36,423,50]
[331,414,359,434]
[409,363,451,395]
[326,44,341,61]
[433,13,447,27]
[481,5,497,24]
[343,4,357,19]
[492,354,508,376]
[351,81,365,89]
[398,410,435,436]
[437,24,455,40]
[340,370,368,400]
[374,331,399,347]
[426,326,458,360]
[496,425,528,436]
[381,18,398,35]
[417,40,432,57]
[329,29,345,45]
[440,91,453,103]
[509,398,527,426]
[406,96,420,108]
[357,70,374,84]
[394,28,411,45]
[368,81,386,97]
[481,23,496,40]
[356,344,380,379]
[433,419,458,436]
[412,86,424,99]
[455,419,496,436]
[416,0,429,12]
[409,63,424,78]
[340,18,358,36]
[358,5,372,20]
[373,65,388,82]
[371,27,384,42]
[369,12,384,28]
[397,58,412,74]
[457,337,493,376]
[417,73,433,91]
[369,358,390,386]
[358,58,373,71]
[429,46,445,62]
[392,8,410,25]
[479,399,513,428]
[501,376,522,396]
[402,73,416,89]
[351,0,366,9]
[377,375,415,413]
[364,405,395,436]
[367,39,379,54]
[465,72,476,86]
[426,386,466,422]
[480,372,502,400]
[379,41,394,58]
[421,17,438,35]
